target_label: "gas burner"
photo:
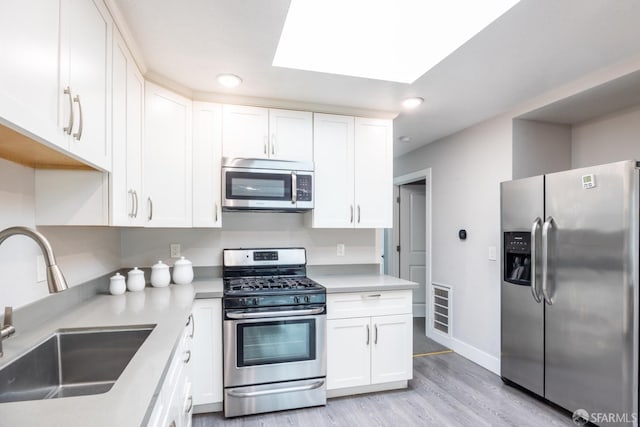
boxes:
[224,276,322,293]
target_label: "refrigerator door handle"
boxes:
[541,216,554,305]
[530,217,543,303]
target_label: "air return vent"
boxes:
[432,284,451,335]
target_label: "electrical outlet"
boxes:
[336,243,345,257]
[36,255,46,282]
[488,246,497,261]
[170,243,181,258]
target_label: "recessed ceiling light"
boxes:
[273,0,520,83]
[216,73,242,88]
[402,97,424,109]
[398,136,411,143]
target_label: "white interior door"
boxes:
[400,185,427,317]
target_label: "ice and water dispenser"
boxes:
[503,232,531,285]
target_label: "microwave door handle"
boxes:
[291,172,297,205]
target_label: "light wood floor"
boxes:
[193,352,573,426]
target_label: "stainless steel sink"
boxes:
[0,325,154,403]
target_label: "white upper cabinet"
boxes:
[268,109,313,161]
[312,114,355,228]
[193,102,223,228]
[59,0,112,171]
[222,105,312,162]
[312,114,392,228]
[0,0,62,150]
[144,81,193,227]
[354,117,393,228]
[111,29,144,226]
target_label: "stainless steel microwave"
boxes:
[221,158,314,211]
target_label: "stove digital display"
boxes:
[254,251,278,261]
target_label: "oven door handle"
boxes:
[226,307,325,319]
[227,380,325,398]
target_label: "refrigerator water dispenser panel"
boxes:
[504,231,531,286]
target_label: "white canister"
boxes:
[172,256,194,285]
[150,260,171,287]
[127,267,146,292]
[109,272,126,295]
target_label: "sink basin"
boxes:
[0,325,155,403]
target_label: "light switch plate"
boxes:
[336,243,345,257]
[488,246,497,261]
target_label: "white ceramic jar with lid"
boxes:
[172,256,194,285]
[150,260,170,287]
[127,267,146,292]
[109,272,126,295]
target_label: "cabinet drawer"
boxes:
[327,290,412,319]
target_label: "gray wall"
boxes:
[394,114,512,362]
[512,119,572,179]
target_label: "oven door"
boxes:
[222,167,295,210]
[223,312,326,388]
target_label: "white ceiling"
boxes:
[113,0,640,157]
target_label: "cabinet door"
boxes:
[61,0,112,171]
[0,0,63,150]
[371,314,412,384]
[221,104,268,159]
[193,102,222,228]
[312,114,355,228]
[354,118,392,228]
[327,317,371,390]
[190,299,223,406]
[268,109,312,161]
[144,81,192,227]
[111,30,143,226]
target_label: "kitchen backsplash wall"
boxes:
[121,212,379,268]
[0,158,121,309]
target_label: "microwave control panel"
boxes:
[296,175,312,201]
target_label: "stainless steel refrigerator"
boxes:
[501,160,638,427]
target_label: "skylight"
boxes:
[273,0,520,84]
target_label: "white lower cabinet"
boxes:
[148,315,194,427]
[326,291,412,395]
[190,299,223,410]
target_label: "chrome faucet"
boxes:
[0,226,68,293]
[0,226,68,357]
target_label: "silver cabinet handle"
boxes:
[291,172,297,204]
[541,216,554,305]
[530,217,542,303]
[350,205,354,223]
[374,324,378,344]
[271,134,276,155]
[357,205,361,223]
[63,87,74,135]
[133,190,139,218]
[363,294,381,298]
[227,380,324,398]
[187,313,195,338]
[128,190,135,218]
[148,197,153,221]
[263,136,268,155]
[72,95,83,140]
[226,307,324,319]
[183,350,191,364]
[184,395,193,414]
[214,202,219,222]
[366,324,370,345]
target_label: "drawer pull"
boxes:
[183,350,191,364]
[184,395,193,414]
[186,314,195,338]
[363,294,381,298]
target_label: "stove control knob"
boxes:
[304,295,311,303]
[252,298,259,305]
[293,296,300,304]
[240,298,247,306]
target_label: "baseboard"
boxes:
[412,303,426,317]
[424,328,500,375]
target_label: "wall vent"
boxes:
[431,284,451,335]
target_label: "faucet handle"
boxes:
[2,306,12,327]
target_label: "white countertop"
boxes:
[0,281,210,427]
[309,273,418,293]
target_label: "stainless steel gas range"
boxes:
[222,248,326,417]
